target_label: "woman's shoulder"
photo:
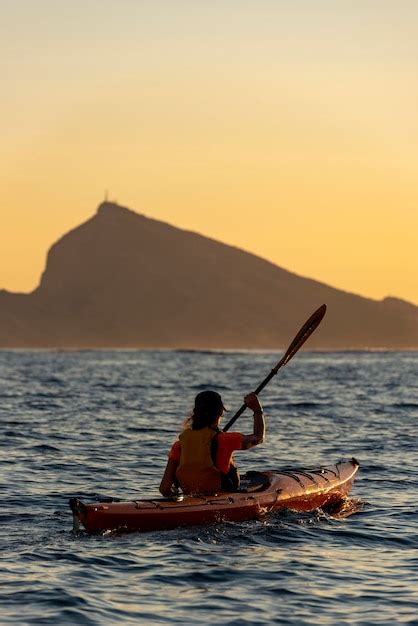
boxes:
[168,439,181,460]
[217,431,243,447]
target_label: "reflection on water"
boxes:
[1,350,418,624]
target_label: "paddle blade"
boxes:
[223,304,327,432]
[278,303,327,369]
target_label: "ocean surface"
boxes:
[1,350,417,625]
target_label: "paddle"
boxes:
[222,303,327,432]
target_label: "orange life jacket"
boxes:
[176,427,222,494]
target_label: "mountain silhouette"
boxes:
[0,201,417,348]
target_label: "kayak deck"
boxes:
[70,458,359,534]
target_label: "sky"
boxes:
[1,0,417,304]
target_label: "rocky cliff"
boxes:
[0,202,417,348]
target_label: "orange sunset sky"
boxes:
[1,1,417,305]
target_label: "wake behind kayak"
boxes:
[70,458,359,534]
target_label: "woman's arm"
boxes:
[159,458,179,496]
[241,392,265,450]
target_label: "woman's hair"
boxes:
[185,390,226,430]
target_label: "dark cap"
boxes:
[194,390,227,414]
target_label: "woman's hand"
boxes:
[244,392,262,413]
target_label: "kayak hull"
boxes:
[70,458,359,534]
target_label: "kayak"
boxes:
[70,458,359,534]
[70,459,359,534]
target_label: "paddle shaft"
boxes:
[223,304,327,432]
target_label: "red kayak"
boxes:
[70,458,359,534]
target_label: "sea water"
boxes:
[0,350,417,625]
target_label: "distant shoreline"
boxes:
[1,347,417,354]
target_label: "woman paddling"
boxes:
[159,390,265,496]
